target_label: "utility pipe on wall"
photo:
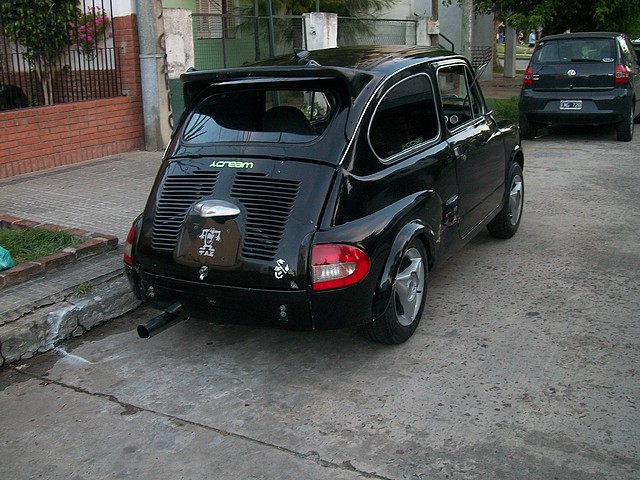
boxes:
[135,0,172,150]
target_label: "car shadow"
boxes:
[531,124,620,142]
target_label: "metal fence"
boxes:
[0,0,121,111]
[337,17,418,46]
[192,13,304,70]
[191,14,419,70]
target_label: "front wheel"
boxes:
[365,239,427,344]
[487,163,524,239]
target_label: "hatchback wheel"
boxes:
[487,163,524,239]
[616,108,633,141]
[366,239,427,344]
[519,114,537,139]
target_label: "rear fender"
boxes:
[372,220,433,319]
[125,214,144,300]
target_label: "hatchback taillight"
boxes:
[522,66,533,87]
[123,225,136,266]
[614,64,631,85]
[311,244,370,291]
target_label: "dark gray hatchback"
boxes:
[519,32,640,141]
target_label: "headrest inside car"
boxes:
[263,106,315,135]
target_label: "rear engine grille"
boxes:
[152,171,219,250]
[231,172,300,261]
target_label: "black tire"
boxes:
[487,163,524,239]
[519,114,536,139]
[365,239,427,344]
[616,107,634,141]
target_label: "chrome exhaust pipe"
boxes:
[137,302,184,338]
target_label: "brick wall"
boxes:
[0,15,145,179]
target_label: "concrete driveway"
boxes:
[1,125,639,479]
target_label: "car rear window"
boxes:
[534,38,616,64]
[182,88,335,145]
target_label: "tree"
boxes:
[470,0,640,36]
[259,1,398,16]
[0,0,79,105]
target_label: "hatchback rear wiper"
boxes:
[570,58,602,63]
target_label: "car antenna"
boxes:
[294,49,320,66]
[294,49,309,61]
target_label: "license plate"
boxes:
[560,100,582,110]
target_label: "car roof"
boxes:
[539,31,627,42]
[180,45,464,106]
[248,45,459,73]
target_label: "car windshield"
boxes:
[534,38,616,64]
[182,88,335,145]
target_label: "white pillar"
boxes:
[163,9,194,80]
[303,12,338,50]
[503,26,517,78]
[461,0,473,60]
[416,17,440,47]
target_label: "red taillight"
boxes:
[311,244,370,291]
[614,64,630,85]
[522,66,533,87]
[123,225,136,266]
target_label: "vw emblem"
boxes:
[567,69,577,76]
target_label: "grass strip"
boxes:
[487,96,520,123]
[0,228,84,265]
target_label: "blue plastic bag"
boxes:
[0,246,15,271]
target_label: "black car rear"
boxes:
[519,32,640,141]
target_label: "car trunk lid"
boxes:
[531,38,618,91]
[135,156,337,291]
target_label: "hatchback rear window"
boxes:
[182,88,335,145]
[534,38,616,64]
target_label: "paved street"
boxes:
[1,125,639,479]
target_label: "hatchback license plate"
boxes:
[560,100,582,110]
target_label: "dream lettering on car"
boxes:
[209,160,254,169]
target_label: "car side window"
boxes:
[368,74,439,162]
[437,64,483,131]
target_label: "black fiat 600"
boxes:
[124,45,524,344]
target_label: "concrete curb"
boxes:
[0,274,141,366]
[0,213,140,366]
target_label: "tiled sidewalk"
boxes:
[0,151,162,242]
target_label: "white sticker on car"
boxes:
[199,227,222,257]
[274,259,290,279]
